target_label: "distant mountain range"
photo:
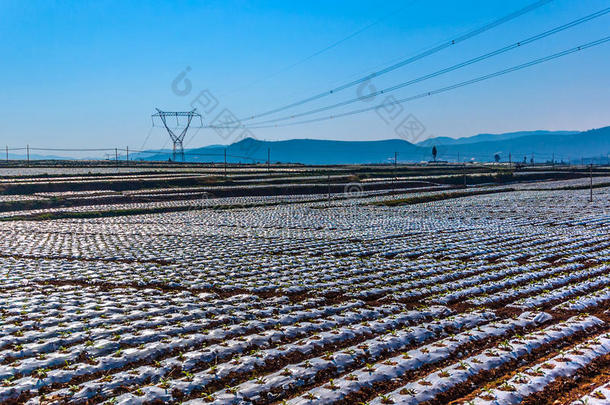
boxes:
[13,126,607,164]
[132,126,610,164]
[416,130,579,147]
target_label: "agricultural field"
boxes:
[0,164,609,404]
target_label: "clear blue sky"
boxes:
[1,0,608,153]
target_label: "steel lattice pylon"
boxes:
[152,109,202,161]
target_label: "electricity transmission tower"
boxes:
[152,109,202,161]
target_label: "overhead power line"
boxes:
[226,0,554,124]
[29,147,119,152]
[236,7,610,126]
[9,146,266,163]
[217,0,419,98]
[233,36,610,129]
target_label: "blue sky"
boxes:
[1,0,608,153]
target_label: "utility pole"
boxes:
[267,148,270,174]
[463,163,467,187]
[115,148,118,168]
[590,163,593,202]
[5,146,7,162]
[552,152,555,170]
[327,174,331,207]
[457,152,460,163]
[393,152,398,193]
[27,145,29,164]
[224,149,227,178]
[509,152,512,168]
[126,146,129,162]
